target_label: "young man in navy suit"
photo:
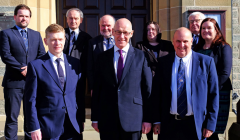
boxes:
[24,24,85,140]
[91,18,152,140]
[152,27,219,140]
[0,4,46,140]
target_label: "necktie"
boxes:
[21,30,28,52]
[117,50,124,83]
[69,31,75,55]
[177,59,187,118]
[192,35,198,49]
[106,38,110,50]
[55,58,65,89]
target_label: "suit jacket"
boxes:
[24,53,85,138]
[135,40,174,75]
[91,45,152,132]
[87,35,105,90]
[63,28,92,76]
[152,51,219,140]
[0,26,46,88]
[208,44,232,90]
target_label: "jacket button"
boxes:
[63,93,66,96]
[62,106,66,109]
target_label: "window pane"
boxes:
[205,14,221,29]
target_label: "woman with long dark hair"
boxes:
[194,18,232,140]
[135,21,174,140]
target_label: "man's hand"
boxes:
[91,90,93,97]
[92,122,99,132]
[153,124,160,134]
[142,122,151,134]
[21,66,27,77]
[31,129,42,140]
[203,128,213,138]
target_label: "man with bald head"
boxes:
[87,15,116,93]
[91,18,152,140]
[152,27,219,140]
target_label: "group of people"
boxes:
[0,3,232,140]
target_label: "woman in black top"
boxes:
[194,18,232,140]
[135,21,174,76]
[135,21,174,140]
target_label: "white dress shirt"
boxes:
[48,51,66,81]
[170,50,193,115]
[69,28,80,40]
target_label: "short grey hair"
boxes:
[66,8,83,18]
[188,12,205,21]
[99,15,116,25]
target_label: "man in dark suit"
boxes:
[0,4,46,140]
[87,15,115,94]
[63,8,92,91]
[91,18,152,140]
[188,12,205,49]
[152,27,219,140]
[24,24,85,140]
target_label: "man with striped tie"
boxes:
[0,4,46,140]
[152,27,219,140]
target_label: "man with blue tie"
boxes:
[24,24,85,140]
[91,18,152,140]
[188,12,205,49]
[0,4,46,140]
[87,15,116,95]
[152,27,219,140]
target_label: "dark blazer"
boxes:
[91,46,152,132]
[209,44,232,90]
[87,35,104,90]
[152,51,219,140]
[63,28,92,75]
[0,26,46,88]
[24,53,85,138]
[135,40,174,75]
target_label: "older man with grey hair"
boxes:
[188,12,205,49]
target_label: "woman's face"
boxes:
[147,24,158,42]
[201,21,217,42]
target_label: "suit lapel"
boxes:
[98,36,104,52]
[166,53,175,90]
[119,46,135,85]
[42,53,63,91]
[64,29,70,53]
[191,51,200,95]
[12,27,27,53]
[64,54,71,92]
[107,48,117,84]
[27,29,33,54]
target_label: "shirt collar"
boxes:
[104,36,114,41]
[15,25,28,32]
[114,43,130,53]
[48,51,64,63]
[175,50,192,64]
[69,28,80,34]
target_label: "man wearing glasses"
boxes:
[188,12,206,49]
[91,18,152,140]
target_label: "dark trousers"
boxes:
[146,124,153,140]
[4,88,31,140]
[158,114,201,140]
[207,133,219,140]
[42,114,82,140]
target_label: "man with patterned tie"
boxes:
[63,8,92,95]
[91,18,152,140]
[188,12,205,49]
[0,4,46,140]
[152,27,219,140]
[87,15,116,95]
[24,24,85,140]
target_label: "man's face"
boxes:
[44,32,65,56]
[67,10,82,30]
[112,21,133,49]
[14,9,31,29]
[173,29,193,58]
[189,14,202,35]
[100,16,115,38]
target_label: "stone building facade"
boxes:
[0,0,237,139]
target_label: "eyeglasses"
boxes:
[189,19,202,24]
[114,30,132,36]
